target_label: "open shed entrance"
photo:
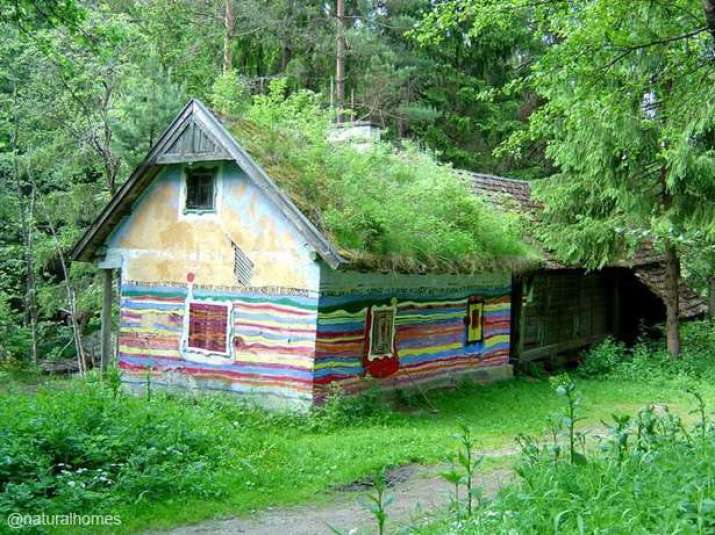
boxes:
[510,268,666,363]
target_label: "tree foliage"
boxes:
[418,0,715,355]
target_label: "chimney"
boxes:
[328,121,381,146]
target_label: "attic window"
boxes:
[185,168,216,211]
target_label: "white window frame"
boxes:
[181,300,232,360]
[179,162,223,219]
[367,302,396,361]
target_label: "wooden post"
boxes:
[518,276,529,360]
[611,271,622,339]
[100,268,113,373]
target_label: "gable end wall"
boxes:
[107,161,321,410]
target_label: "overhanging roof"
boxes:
[466,171,707,318]
[71,99,345,269]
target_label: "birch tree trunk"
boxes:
[28,169,88,375]
[335,0,346,123]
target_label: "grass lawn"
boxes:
[0,360,715,533]
[8,373,705,534]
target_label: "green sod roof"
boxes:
[223,90,535,274]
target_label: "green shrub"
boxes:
[0,381,260,517]
[577,337,627,377]
[576,320,715,384]
[412,386,715,534]
[308,383,392,431]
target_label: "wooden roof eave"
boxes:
[70,99,346,270]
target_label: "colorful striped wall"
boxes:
[118,282,319,409]
[314,275,512,400]
[118,273,512,408]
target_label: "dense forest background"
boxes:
[1,0,713,364]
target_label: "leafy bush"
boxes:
[0,381,252,517]
[0,375,401,520]
[576,337,627,378]
[413,385,715,534]
[577,320,715,383]
[308,383,392,431]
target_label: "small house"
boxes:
[71,100,518,410]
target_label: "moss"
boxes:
[224,84,537,274]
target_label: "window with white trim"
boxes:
[187,302,229,353]
[185,167,216,211]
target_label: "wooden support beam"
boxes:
[100,268,114,372]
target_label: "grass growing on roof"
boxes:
[226,80,533,273]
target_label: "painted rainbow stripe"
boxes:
[118,283,318,406]
[314,288,511,398]
[118,279,512,408]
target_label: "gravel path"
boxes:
[152,461,513,535]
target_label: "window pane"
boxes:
[186,170,215,210]
[467,301,484,343]
[188,303,228,352]
[370,309,394,356]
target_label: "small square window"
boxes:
[185,168,216,211]
[188,302,228,353]
[466,298,484,344]
[369,306,395,359]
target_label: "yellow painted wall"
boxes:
[104,162,320,290]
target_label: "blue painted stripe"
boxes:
[317,321,365,333]
[318,287,511,307]
[121,355,312,379]
[314,367,363,378]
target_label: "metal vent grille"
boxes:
[231,241,254,286]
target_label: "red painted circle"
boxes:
[186,272,195,283]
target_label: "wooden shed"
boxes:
[469,173,708,363]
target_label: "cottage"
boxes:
[469,173,708,363]
[71,100,519,410]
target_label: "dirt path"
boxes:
[155,460,513,535]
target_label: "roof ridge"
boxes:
[457,170,534,185]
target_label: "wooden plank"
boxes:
[100,269,113,372]
[519,334,607,362]
[156,152,231,164]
